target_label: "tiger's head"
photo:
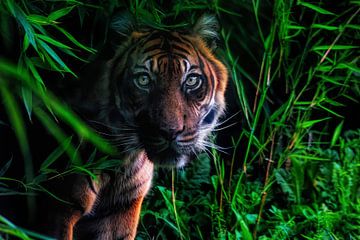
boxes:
[88,14,228,167]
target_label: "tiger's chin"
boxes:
[144,147,193,168]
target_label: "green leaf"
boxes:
[298,117,332,128]
[23,34,30,52]
[60,48,89,63]
[36,34,73,50]
[11,2,37,50]
[73,166,97,179]
[345,24,360,30]
[318,104,343,118]
[37,39,76,76]
[48,6,75,21]
[298,2,336,15]
[335,63,360,73]
[24,56,44,86]
[239,219,253,240]
[312,45,359,51]
[311,24,338,31]
[331,121,344,147]
[0,77,33,183]
[289,154,330,161]
[211,175,219,192]
[21,86,33,120]
[27,14,50,25]
[54,25,96,53]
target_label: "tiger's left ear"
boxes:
[192,14,220,50]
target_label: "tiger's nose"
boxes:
[159,125,185,141]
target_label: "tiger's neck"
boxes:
[115,151,154,202]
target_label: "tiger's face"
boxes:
[97,15,228,167]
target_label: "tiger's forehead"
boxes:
[134,31,198,60]
[131,31,201,74]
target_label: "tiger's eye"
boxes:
[134,74,151,90]
[185,75,202,90]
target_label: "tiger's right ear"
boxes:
[192,14,220,50]
[110,11,136,37]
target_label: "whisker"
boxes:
[120,144,143,154]
[199,140,231,155]
[89,119,139,132]
[191,148,200,160]
[212,122,238,132]
[200,139,232,150]
[202,147,217,161]
[214,110,241,128]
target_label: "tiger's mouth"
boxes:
[139,131,199,167]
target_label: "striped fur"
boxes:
[58,14,228,240]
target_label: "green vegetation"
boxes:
[0,0,359,239]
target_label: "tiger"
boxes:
[49,12,228,240]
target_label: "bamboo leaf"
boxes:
[48,6,75,21]
[0,77,33,183]
[73,166,97,179]
[311,24,338,31]
[0,59,115,155]
[21,86,33,120]
[335,63,360,73]
[23,34,30,52]
[10,1,37,50]
[298,2,336,15]
[37,39,76,76]
[24,56,44,86]
[289,154,330,161]
[239,219,253,240]
[298,117,332,128]
[36,34,73,50]
[27,14,50,25]
[331,121,344,147]
[312,45,359,51]
[318,104,343,118]
[53,25,96,53]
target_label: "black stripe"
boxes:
[172,44,191,55]
[144,52,167,62]
[189,65,199,71]
[119,177,150,196]
[167,34,193,48]
[134,64,148,71]
[203,58,215,87]
[183,60,188,72]
[150,59,154,71]
[172,52,189,60]
[142,44,161,54]
[175,35,194,48]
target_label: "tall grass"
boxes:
[0,0,359,239]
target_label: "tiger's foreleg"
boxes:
[73,194,147,240]
[56,175,99,240]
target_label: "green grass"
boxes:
[0,0,359,239]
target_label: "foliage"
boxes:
[0,0,359,239]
